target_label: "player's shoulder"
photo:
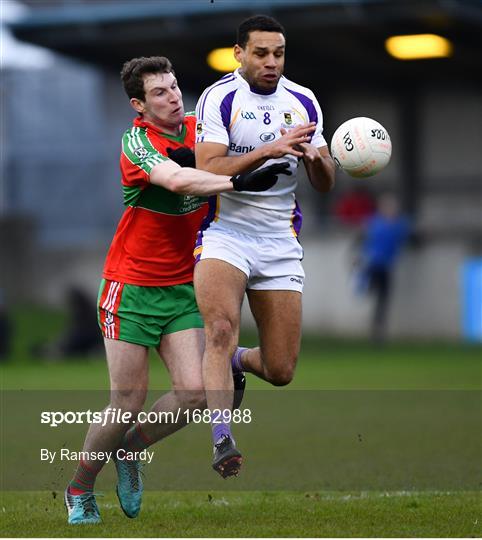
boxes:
[279,76,317,101]
[184,112,197,134]
[120,123,161,162]
[184,112,197,126]
[197,72,239,104]
[121,124,146,146]
[204,72,239,93]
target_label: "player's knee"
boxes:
[267,371,293,386]
[207,318,236,350]
[175,388,206,411]
[110,388,146,416]
[265,363,296,387]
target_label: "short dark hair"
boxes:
[237,15,286,48]
[120,56,174,100]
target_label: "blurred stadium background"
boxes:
[1,0,481,342]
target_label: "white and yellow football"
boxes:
[330,117,392,178]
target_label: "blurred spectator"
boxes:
[335,185,376,227]
[355,194,412,342]
[0,289,12,360]
[31,286,102,359]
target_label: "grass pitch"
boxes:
[1,305,481,537]
[1,491,480,537]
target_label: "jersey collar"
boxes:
[234,68,278,96]
[133,116,187,143]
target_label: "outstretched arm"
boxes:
[150,160,233,196]
[149,160,290,196]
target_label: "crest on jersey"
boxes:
[284,112,293,125]
[134,147,149,160]
[260,132,276,142]
[196,122,204,135]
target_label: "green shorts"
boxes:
[97,279,203,347]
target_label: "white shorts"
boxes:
[195,223,305,292]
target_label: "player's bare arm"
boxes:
[195,122,316,175]
[296,142,336,193]
[149,159,288,196]
[150,160,234,195]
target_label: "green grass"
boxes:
[3,342,481,390]
[1,305,481,537]
[2,305,481,391]
[1,491,480,537]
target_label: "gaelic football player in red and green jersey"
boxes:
[64,56,290,525]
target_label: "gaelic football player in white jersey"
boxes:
[194,15,336,477]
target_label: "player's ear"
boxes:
[130,97,145,115]
[233,44,243,63]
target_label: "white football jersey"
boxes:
[195,68,327,238]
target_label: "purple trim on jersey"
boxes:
[284,87,318,125]
[220,90,237,132]
[194,195,218,263]
[249,83,277,95]
[291,200,303,237]
[198,75,236,121]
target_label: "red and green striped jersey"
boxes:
[102,113,208,286]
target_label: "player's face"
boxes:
[132,72,184,134]
[235,31,285,92]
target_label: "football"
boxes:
[330,117,392,178]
